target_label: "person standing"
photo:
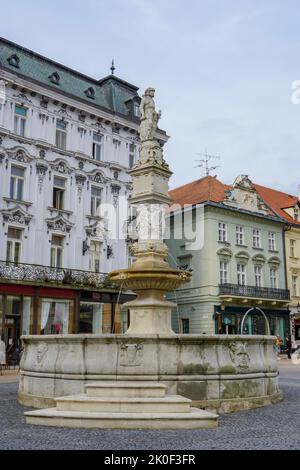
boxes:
[286,335,292,359]
[275,335,283,360]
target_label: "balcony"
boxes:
[0,260,111,289]
[219,283,290,301]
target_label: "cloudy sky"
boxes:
[1,0,300,194]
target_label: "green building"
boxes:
[166,175,290,340]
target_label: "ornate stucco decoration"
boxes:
[84,220,108,241]
[7,147,33,164]
[39,113,49,124]
[1,205,33,226]
[88,170,107,184]
[13,92,32,104]
[46,215,73,233]
[54,107,71,119]
[111,183,121,208]
[224,175,269,215]
[50,159,72,175]
[75,173,87,202]
[36,161,48,193]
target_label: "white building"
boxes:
[0,37,167,356]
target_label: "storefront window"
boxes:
[22,297,33,335]
[40,300,69,334]
[79,302,103,333]
[5,296,21,350]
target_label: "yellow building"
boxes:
[255,184,300,346]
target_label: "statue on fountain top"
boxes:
[136,88,168,168]
[139,88,161,142]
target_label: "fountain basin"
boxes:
[18,334,282,413]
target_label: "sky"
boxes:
[1,0,300,194]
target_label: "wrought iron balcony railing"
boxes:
[0,260,110,289]
[219,283,290,300]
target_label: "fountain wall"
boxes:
[18,334,282,413]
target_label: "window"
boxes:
[6,227,22,263]
[40,301,69,335]
[56,120,67,150]
[268,232,276,251]
[218,222,227,242]
[236,226,244,245]
[91,186,102,216]
[219,261,228,284]
[254,265,262,287]
[129,143,135,168]
[133,102,140,117]
[253,229,261,248]
[53,177,65,209]
[14,105,27,136]
[181,318,190,334]
[92,133,102,161]
[89,240,101,272]
[294,208,299,221]
[10,166,24,200]
[292,275,298,297]
[237,264,246,286]
[50,235,64,268]
[270,268,278,289]
[290,239,296,258]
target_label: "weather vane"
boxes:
[110,59,115,75]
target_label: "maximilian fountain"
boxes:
[20,88,282,429]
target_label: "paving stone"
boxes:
[0,369,299,450]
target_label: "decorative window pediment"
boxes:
[88,170,107,184]
[268,256,281,267]
[46,215,73,233]
[84,87,95,99]
[7,146,33,164]
[7,53,20,68]
[1,205,33,226]
[49,72,60,85]
[217,248,233,259]
[252,254,266,265]
[235,251,250,262]
[50,159,72,175]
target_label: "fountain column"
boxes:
[109,88,190,334]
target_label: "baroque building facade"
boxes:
[167,175,291,343]
[0,37,167,356]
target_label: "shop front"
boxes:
[0,283,135,363]
[215,304,290,345]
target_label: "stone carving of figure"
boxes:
[139,88,161,142]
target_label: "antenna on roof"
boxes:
[110,59,115,75]
[194,149,220,176]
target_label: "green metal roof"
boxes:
[0,37,140,118]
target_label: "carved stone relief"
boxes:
[120,343,143,367]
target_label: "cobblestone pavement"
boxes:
[0,361,299,450]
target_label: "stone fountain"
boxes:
[20,88,282,428]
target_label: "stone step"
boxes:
[55,394,191,413]
[25,407,218,429]
[85,381,166,398]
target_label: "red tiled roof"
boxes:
[169,175,231,208]
[254,183,300,225]
[169,176,300,225]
